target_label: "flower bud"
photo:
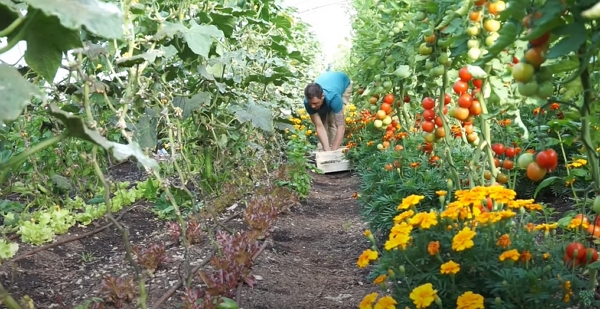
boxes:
[435,296,443,307]
[399,265,405,274]
[502,280,508,287]
[495,297,501,305]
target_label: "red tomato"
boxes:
[457,93,473,108]
[383,94,395,104]
[580,248,599,265]
[505,147,516,158]
[422,121,435,133]
[453,80,469,95]
[444,93,452,105]
[459,67,472,82]
[403,95,411,103]
[526,162,547,182]
[422,109,436,121]
[566,242,586,260]
[472,79,483,89]
[491,143,505,156]
[422,97,435,110]
[536,149,558,170]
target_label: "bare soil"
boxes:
[1,166,377,309]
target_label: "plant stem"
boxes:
[0,282,24,309]
[0,16,24,38]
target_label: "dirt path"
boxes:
[241,171,377,309]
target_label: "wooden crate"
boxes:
[314,147,351,173]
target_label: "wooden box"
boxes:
[314,147,351,173]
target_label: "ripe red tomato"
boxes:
[580,248,599,265]
[444,93,452,105]
[403,95,411,103]
[453,80,469,95]
[505,147,516,158]
[423,109,436,121]
[491,143,505,156]
[457,93,473,108]
[469,100,482,116]
[472,79,483,89]
[422,121,435,133]
[526,162,547,182]
[422,97,435,110]
[458,67,472,82]
[435,116,443,127]
[536,149,558,170]
[383,94,395,104]
[566,242,587,260]
[529,29,550,47]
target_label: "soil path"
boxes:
[241,171,377,309]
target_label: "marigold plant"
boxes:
[358,186,598,308]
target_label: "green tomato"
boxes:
[536,81,554,99]
[383,80,393,89]
[512,62,535,83]
[419,43,433,55]
[537,66,553,81]
[431,66,445,77]
[518,80,539,97]
[593,196,600,214]
[437,54,449,65]
[517,153,535,170]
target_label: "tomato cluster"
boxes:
[485,143,521,184]
[419,95,449,143]
[371,93,402,149]
[516,148,558,182]
[563,241,599,268]
[448,67,483,144]
[510,12,554,99]
[465,1,506,61]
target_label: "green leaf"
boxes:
[229,101,274,132]
[534,176,560,198]
[0,64,43,126]
[183,20,224,59]
[547,22,587,59]
[47,104,159,169]
[172,92,213,118]
[23,0,123,39]
[134,114,158,149]
[154,22,188,40]
[546,56,579,73]
[586,261,600,270]
[557,215,573,228]
[562,78,582,101]
[23,10,82,81]
[51,174,72,191]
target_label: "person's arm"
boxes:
[331,111,345,150]
[310,113,331,151]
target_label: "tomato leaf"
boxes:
[562,78,582,101]
[547,22,587,59]
[533,176,560,199]
[545,56,579,73]
[557,215,574,228]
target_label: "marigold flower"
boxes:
[427,241,440,256]
[440,260,460,275]
[496,234,511,249]
[374,295,397,309]
[363,230,372,237]
[357,249,378,268]
[568,217,590,229]
[398,195,425,210]
[373,274,387,284]
[535,223,558,232]
[452,227,476,252]
[409,283,438,309]
[499,249,520,262]
[567,159,587,168]
[435,190,447,196]
[456,291,485,309]
[543,252,551,260]
[550,102,560,110]
[394,210,415,224]
[409,211,438,229]
[520,250,532,262]
[409,162,420,168]
[359,292,378,309]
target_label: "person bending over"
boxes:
[303,71,352,151]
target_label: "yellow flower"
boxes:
[452,227,476,251]
[535,223,558,232]
[374,295,397,309]
[435,190,447,196]
[496,234,511,249]
[568,217,589,229]
[427,241,440,256]
[373,274,387,284]
[543,252,551,260]
[394,210,415,224]
[567,159,587,168]
[474,212,503,225]
[409,211,438,229]
[440,260,460,275]
[360,292,378,309]
[398,195,425,210]
[385,222,413,250]
[363,230,372,237]
[499,249,520,262]
[409,283,438,309]
[520,250,532,262]
[357,249,378,268]
[456,291,485,309]
[305,130,313,136]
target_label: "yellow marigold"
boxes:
[452,227,476,252]
[496,210,517,219]
[373,274,387,284]
[487,186,516,204]
[456,291,485,309]
[409,283,438,309]
[507,199,534,209]
[398,195,425,210]
[563,280,573,303]
[474,212,503,225]
[384,233,411,251]
[394,210,415,224]
[535,223,559,232]
[543,252,551,260]
[496,234,511,249]
[435,190,447,196]
[374,295,397,309]
[360,292,378,309]
[440,260,460,275]
[567,159,587,168]
[440,204,462,221]
[409,211,438,229]
[524,222,535,232]
[357,249,378,268]
[427,241,440,256]
[568,217,590,229]
[499,249,520,262]
[363,230,372,237]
